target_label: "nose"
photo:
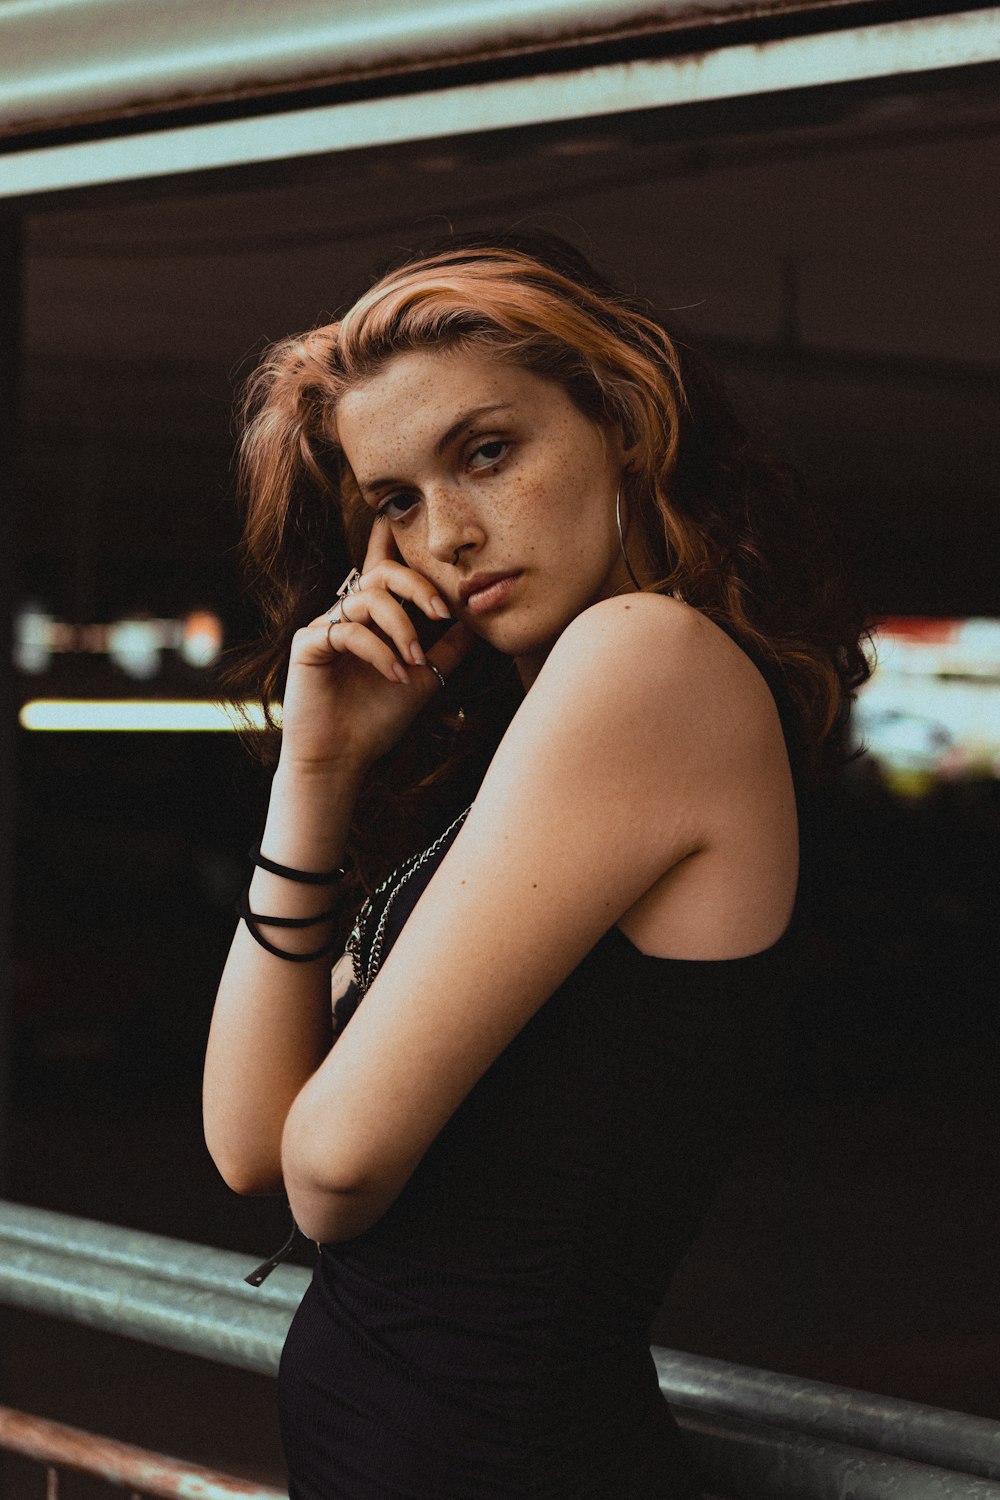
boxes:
[424,488,485,568]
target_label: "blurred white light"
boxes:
[107,619,160,680]
[13,608,227,675]
[872,617,1000,678]
[855,618,1000,785]
[19,700,275,732]
[13,604,54,674]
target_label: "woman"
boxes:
[204,233,868,1498]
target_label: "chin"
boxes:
[476,618,566,664]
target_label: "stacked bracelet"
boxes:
[237,889,340,963]
[250,844,347,884]
[240,843,348,962]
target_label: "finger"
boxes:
[406,622,476,699]
[360,559,452,623]
[406,628,472,700]
[423,621,477,683]
[336,587,429,668]
[322,619,410,685]
[362,517,401,570]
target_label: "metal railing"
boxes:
[0,1200,299,1496]
[2,1199,999,1499]
[0,1404,286,1499]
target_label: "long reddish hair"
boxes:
[230,232,869,889]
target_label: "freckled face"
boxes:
[334,348,633,682]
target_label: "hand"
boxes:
[277,522,475,774]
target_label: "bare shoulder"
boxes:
[533,592,779,748]
[479,592,785,865]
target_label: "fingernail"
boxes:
[392,662,409,684]
[409,641,426,667]
[430,596,452,620]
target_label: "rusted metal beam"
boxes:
[0,0,898,139]
[0,1404,285,1499]
[2,8,999,200]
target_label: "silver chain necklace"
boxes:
[345,803,472,995]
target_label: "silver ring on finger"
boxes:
[426,661,446,690]
[325,601,348,647]
[326,591,359,647]
[336,567,363,600]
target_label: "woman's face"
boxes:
[334,347,636,684]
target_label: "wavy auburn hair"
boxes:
[231,232,869,887]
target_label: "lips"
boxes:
[460,572,521,615]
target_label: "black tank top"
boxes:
[278,782,797,1499]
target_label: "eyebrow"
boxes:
[359,403,515,496]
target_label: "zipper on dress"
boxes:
[245,1215,300,1286]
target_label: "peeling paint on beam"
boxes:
[0,0,890,137]
[0,1406,287,1500]
[1,9,998,199]
[0,0,875,139]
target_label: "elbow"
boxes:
[204,1125,284,1198]
[281,1135,385,1242]
[216,1159,285,1198]
[286,1177,381,1244]
[280,1092,401,1241]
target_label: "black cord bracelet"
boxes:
[236,890,337,928]
[238,889,340,963]
[250,843,347,885]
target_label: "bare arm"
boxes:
[280,594,787,1242]
[202,523,474,1195]
[203,762,363,1194]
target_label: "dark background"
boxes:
[3,61,1000,1490]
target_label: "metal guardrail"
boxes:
[2,1200,999,1500]
[0,1404,286,1499]
[0,1198,303,1377]
[655,1349,1000,1487]
[679,1410,1000,1500]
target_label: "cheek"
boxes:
[389,525,442,581]
[390,529,422,567]
[502,464,563,524]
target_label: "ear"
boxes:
[603,420,640,476]
[620,432,642,475]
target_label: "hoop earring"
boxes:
[615,487,643,591]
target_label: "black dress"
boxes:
[278,801,795,1498]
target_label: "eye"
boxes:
[468,439,509,471]
[375,492,419,522]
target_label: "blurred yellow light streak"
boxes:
[19,700,278,732]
